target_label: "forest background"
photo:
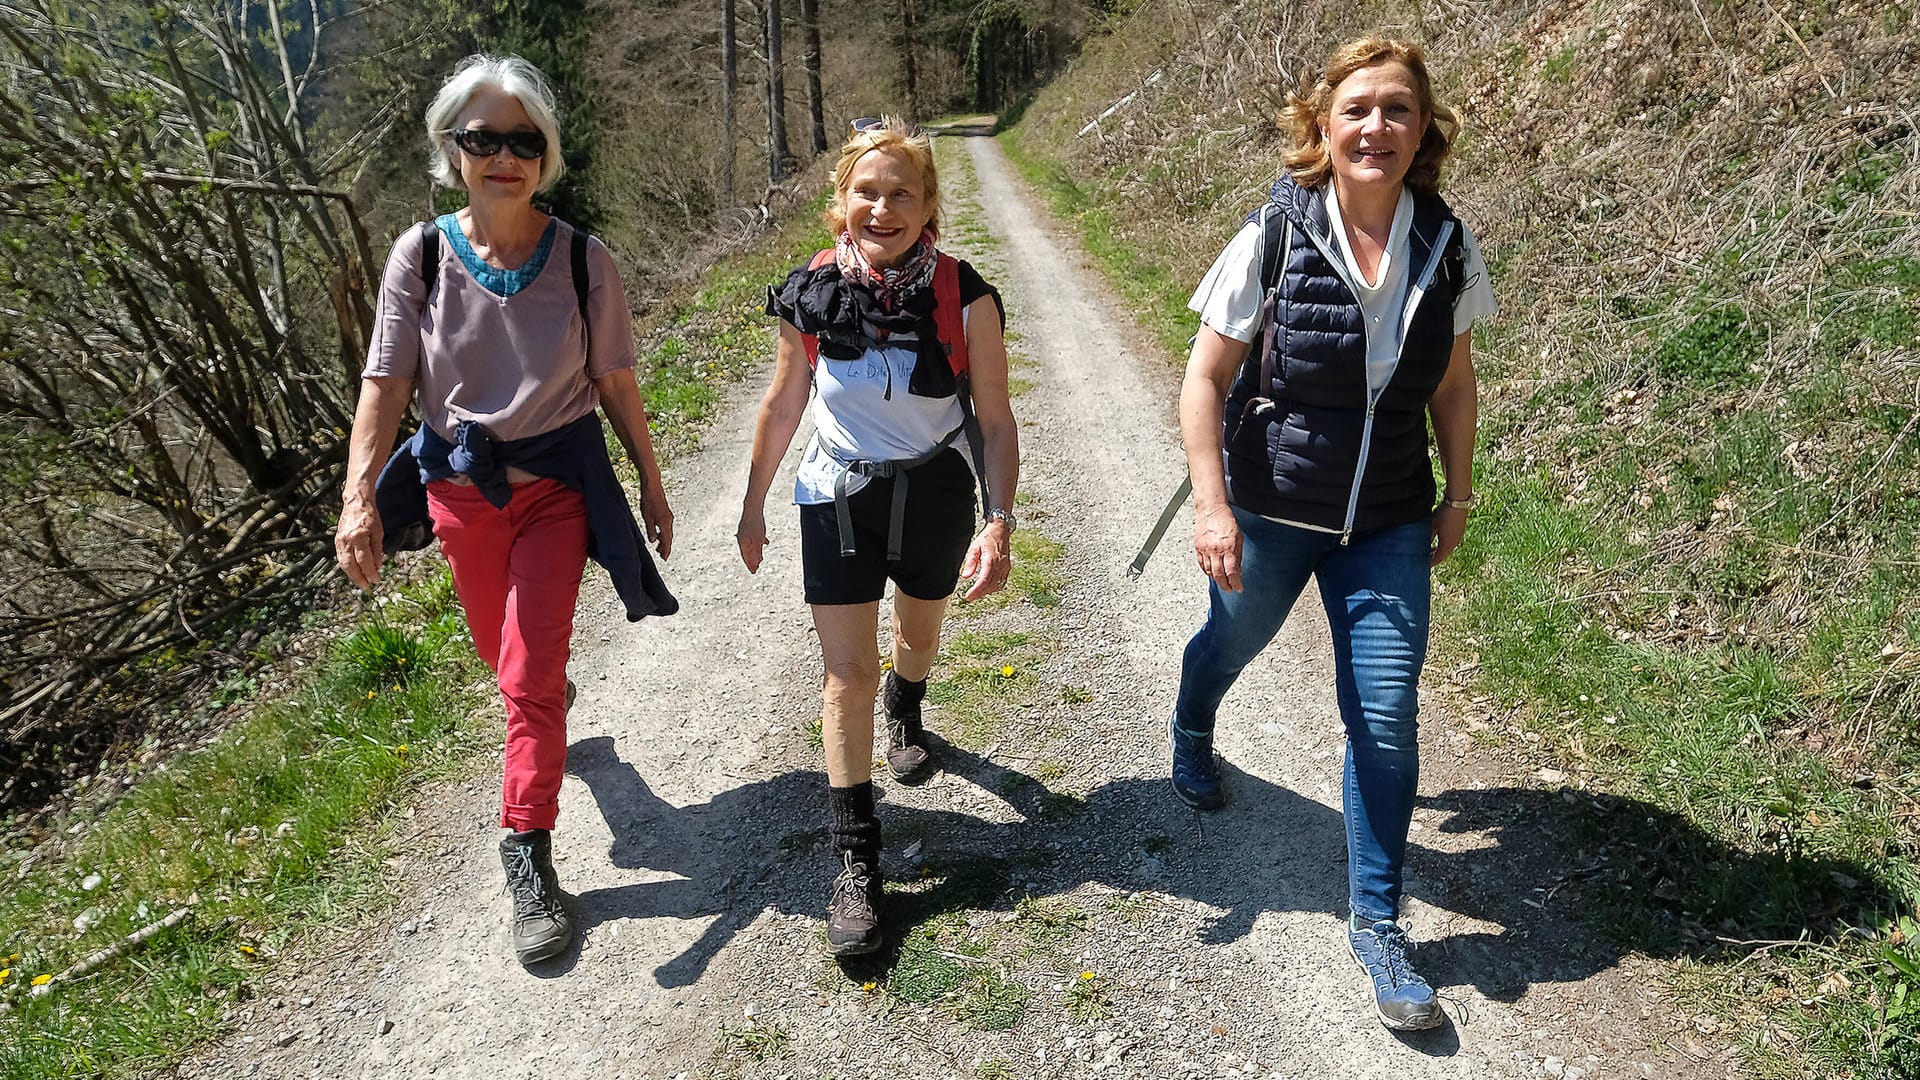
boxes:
[2,0,1918,1077]
[0,0,1084,813]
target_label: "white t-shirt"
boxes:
[793,333,974,506]
[1188,186,1497,391]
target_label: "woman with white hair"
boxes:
[334,54,675,965]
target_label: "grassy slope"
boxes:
[1004,1,1920,1076]
[0,200,830,1078]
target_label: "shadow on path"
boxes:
[565,735,1896,1007]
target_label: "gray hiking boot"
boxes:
[500,829,574,964]
[825,851,883,956]
[883,670,931,781]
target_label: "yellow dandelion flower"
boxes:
[30,973,51,986]
[366,690,375,699]
[390,684,400,692]
[238,945,256,956]
[880,660,893,671]
[1080,970,1096,980]
[396,744,410,755]
[860,980,877,993]
[0,968,11,984]
[1000,665,1015,678]
[396,657,407,666]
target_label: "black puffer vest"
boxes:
[1223,174,1465,538]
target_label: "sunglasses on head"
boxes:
[849,116,922,137]
[445,127,547,160]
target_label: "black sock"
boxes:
[884,670,927,733]
[827,781,881,868]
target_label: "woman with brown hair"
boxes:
[737,116,1018,957]
[1172,38,1496,1029]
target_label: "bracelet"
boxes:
[1439,493,1475,512]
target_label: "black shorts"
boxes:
[799,448,979,605]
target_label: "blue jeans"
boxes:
[1173,507,1431,923]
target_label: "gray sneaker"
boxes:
[1348,918,1442,1030]
[500,829,574,964]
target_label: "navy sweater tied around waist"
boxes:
[374,413,678,621]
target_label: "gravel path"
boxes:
[176,134,1736,1080]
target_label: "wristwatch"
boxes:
[1439,492,1476,512]
[986,506,1018,531]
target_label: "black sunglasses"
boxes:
[445,127,547,160]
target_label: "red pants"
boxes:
[427,478,589,832]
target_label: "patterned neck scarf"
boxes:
[835,227,939,316]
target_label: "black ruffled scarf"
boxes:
[767,239,942,363]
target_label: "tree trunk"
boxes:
[764,0,791,184]
[721,0,737,201]
[898,0,919,118]
[800,0,826,155]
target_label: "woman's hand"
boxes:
[336,376,412,591]
[1430,503,1468,567]
[960,520,1012,601]
[1194,502,1244,593]
[335,494,384,589]
[736,502,769,573]
[639,478,674,559]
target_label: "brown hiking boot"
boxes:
[825,851,883,956]
[883,670,931,781]
[500,829,574,964]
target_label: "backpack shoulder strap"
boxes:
[417,220,440,297]
[1255,202,1290,299]
[933,253,967,376]
[572,228,590,321]
[799,247,836,369]
[931,253,990,518]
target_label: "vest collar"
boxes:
[1266,173,1457,259]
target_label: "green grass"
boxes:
[633,195,833,456]
[977,1058,1018,1080]
[1064,970,1109,1020]
[715,1019,790,1063]
[959,527,1067,615]
[0,569,489,1079]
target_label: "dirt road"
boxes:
[179,135,1727,1080]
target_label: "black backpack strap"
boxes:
[1231,204,1291,441]
[418,220,440,297]
[570,227,592,371]
[955,371,991,519]
[571,228,590,320]
[1255,201,1290,298]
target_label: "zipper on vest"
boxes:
[1341,398,1378,545]
[1307,217,1456,544]
[1300,223,1375,545]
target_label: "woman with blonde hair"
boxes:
[336,54,675,965]
[738,116,1018,956]
[1172,38,1495,1028]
